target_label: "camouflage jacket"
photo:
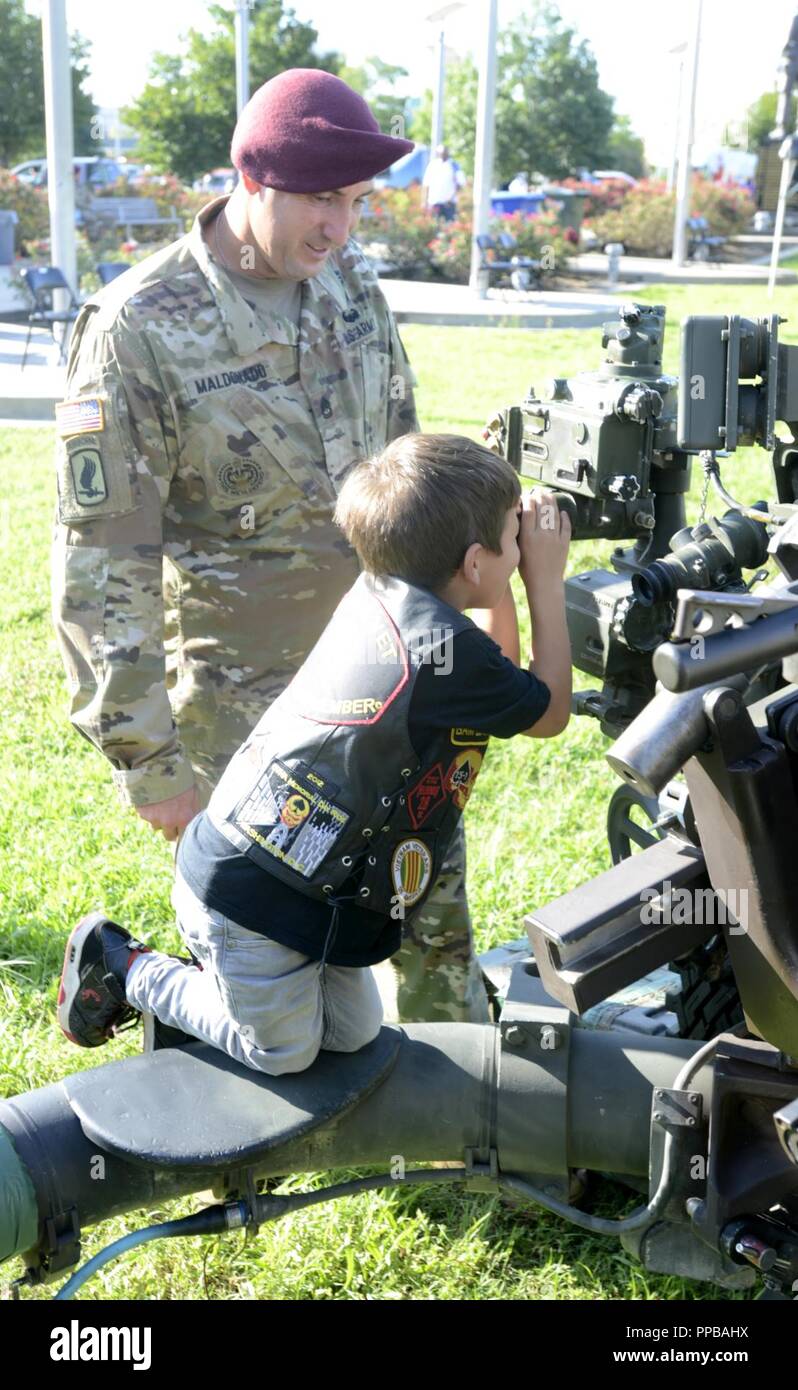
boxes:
[51,196,419,808]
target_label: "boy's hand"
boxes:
[518,488,571,594]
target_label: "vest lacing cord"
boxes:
[319,766,416,965]
[319,899,341,967]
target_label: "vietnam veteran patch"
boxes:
[391,838,433,908]
[55,396,105,438]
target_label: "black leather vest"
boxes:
[206,573,489,916]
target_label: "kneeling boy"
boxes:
[58,433,571,1073]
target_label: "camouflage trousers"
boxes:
[392,820,491,1023]
[184,743,491,1026]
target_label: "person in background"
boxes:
[422,144,464,223]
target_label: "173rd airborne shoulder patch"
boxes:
[54,394,136,523]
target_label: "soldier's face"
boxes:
[247,179,374,280]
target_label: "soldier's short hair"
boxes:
[334,433,521,589]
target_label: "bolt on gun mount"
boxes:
[489,303,798,736]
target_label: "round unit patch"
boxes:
[217,458,266,495]
[391,838,433,908]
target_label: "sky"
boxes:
[24,0,798,169]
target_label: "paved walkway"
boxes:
[3,245,797,422]
[570,236,798,285]
[0,321,66,421]
[380,279,623,328]
[0,284,627,421]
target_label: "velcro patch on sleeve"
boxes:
[55,396,105,438]
[55,388,138,523]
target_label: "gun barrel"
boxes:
[653,606,798,692]
[606,674,748,797]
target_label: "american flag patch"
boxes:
[55,396,105,438]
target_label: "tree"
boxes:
[413,3,621,184]
[605,115,646,178]
[338,57,410,139]
[124,0,343,183]
[0,0,95,166]
[742,90,798,152]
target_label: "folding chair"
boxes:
[96,261,130,287]
[20,266,81,370]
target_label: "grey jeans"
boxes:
[125,868,384,1075]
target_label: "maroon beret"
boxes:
[230,68,414,193]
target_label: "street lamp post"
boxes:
[431,28,446,149]
[426,3,465,150]
[234,0,251,117]
[41,0,76,319]
[469,0,498,296]
[666,43,687,193]
[671,0,703,267]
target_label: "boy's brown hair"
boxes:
[334,433,521,590]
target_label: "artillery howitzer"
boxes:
[2,305,798,1301]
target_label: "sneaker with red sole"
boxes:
[58,912,152,1047]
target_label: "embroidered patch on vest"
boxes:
[407,763,447,829]
[231,757,350,878]
[449,727,490,747]
[445,749,484,811]
[391,838,433,908]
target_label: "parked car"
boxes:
[12,158,129,190]
[193,168,237,196]
[590,170,638,187]
[36,157,127,189]
[10,159,46,184]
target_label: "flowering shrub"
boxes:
[588,175,755,258]
[427,215,472,280]
[690,178,755,234]
[494,207,569,270]
[0,169,50,251]
[76,231,171,294]
[559,176,630,219]
[366,184,440,276]
[366,183,572,283]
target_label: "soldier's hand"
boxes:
[136,786,202,842]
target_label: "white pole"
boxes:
[768,139,796,298]
[431,29,446,148]
[234,0,250,116]
[469,0,498,296]
[672,0,703,267]
[41,0,76,318]
[667,49,685,193]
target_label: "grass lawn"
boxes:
[0,274,787,1301]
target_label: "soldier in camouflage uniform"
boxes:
[51,69,492,1024]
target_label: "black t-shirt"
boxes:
[177,626,550,967]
